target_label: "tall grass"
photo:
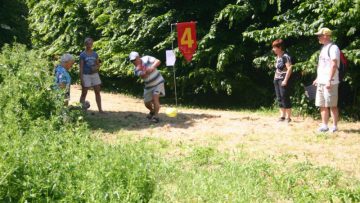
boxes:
[151,146,360,202]
[0,127,158,202]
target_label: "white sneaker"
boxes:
[330,127,338,133]
[318,125,329,132]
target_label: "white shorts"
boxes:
[144,83,165,103]
[83,73,101,88]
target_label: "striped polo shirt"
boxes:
[134,56,164,89]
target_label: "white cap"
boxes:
[129,51,139,61]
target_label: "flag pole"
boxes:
[170,23,178,106]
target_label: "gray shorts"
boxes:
[83,73,101,88]
[144,83,165,103]
[315,84,338,107]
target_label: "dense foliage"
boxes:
[2,0,359,116]
[0,44,157,202]
[0,0,30,47]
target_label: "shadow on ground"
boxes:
[84,110,220,133]
[341,128,360,134]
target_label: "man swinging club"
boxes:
[129,51,165,123]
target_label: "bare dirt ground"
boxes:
[70,85,360,178]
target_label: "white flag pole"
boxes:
[170,23,178,106]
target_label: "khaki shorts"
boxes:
[144,83,165,103]
[315,84,338,107]
[83,73,101,88]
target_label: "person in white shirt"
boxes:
[313,28,340,132]
[129,51,165,123]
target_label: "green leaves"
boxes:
[27,0,93,55]
[216,4,251,28]
[0,44,61,128]
[0,0,30,47]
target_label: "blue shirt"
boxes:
[80,51,98,74]
[54,65,71,95]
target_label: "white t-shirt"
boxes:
[134,55,164,89]
[317,43,340,85]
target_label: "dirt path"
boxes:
[70,85,360,178]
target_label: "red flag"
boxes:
[177,22,197,62]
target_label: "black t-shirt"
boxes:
[274,53,292,80]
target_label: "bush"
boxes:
[0,44,63,131]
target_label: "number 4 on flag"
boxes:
[181,28,195,48]
[177,22,197,62]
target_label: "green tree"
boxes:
[0,0,30,47]
[26,0,97,56]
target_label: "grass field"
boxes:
[87,133,360,202]
[78,86,360,202]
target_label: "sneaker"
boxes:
[151,116,160,123]
[286,118,292,123]
[318,125,329,132]
[278,117,285,122]
[330,127,338,133]
[146,111,155,119]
